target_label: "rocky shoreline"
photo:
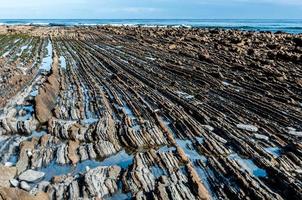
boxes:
[0,25,301,200]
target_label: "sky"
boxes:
[0,0,301,19]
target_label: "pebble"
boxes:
[9,179,19,187]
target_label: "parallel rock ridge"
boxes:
[0,25,301,200]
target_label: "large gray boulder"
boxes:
[18,170,45,182]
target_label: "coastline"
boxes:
[0,25,301,200]
[0,19,302,34]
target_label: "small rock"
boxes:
[27,150,32,157]
[254,134,269,141]
[288,130,302,137]
[10,179,19,187]
[169,44,177,50]
[37,181,50,191]
[202,125,214,132]
[85,166,90,172]
[236,124,258,132]
[287,127,296,132]
[20,181,31,191]
[294,169,302,174]
[18,170,45,182]
[5,162,13,167]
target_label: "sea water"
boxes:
[0,19,301,34]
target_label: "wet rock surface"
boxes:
[0,25,301,200]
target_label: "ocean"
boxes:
[0,19,302,34]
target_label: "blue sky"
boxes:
[0,0,301,19]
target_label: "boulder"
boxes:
[18,170,45,182]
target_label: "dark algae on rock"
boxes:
[0,25,301,200]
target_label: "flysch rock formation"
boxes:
[0,25,301,200]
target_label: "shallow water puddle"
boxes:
[16,42,30,57]
[122,101,135,118]
[0,136,27,164]
[228,153,267,177]
[81,118,99,125]
[41,161,72,181]
[31,130,47,138]
[41,150,133,181]
[150,165,166,178]
[29,89,39,97]
[264,147,281,158]
[196,137,205,144]
[7,155,18,165]
[106,193,132,200]
[157,145,176,153]
[176,139,207,162]
[81,86,98,122]
[158,115,177,136]
[195,166,218,199]
[0,136,9,144]
[16,105,34,121]
[99,150,134,169]
[59,56,66,69]
[120,100,143,130]
[40,40,53,72]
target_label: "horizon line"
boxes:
[0,18,302,20]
